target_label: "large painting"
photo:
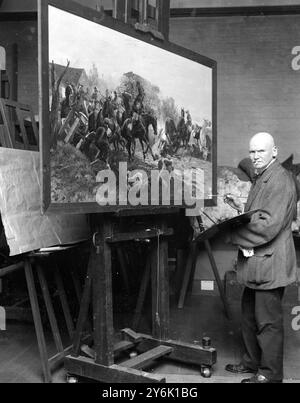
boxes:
[39,0,217,215]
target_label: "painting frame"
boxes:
[38,0,217,214]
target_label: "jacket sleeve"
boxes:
[231,176,296,249]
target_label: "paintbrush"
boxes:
[208,194,246,199]
[201,210,218,225]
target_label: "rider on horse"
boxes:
[186,110,192,127]
[132,81,146,132]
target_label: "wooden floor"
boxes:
[152,295,300,383]
[0,294,299,383]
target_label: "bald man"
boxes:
[225,133,298,383]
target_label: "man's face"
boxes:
[249,138,276,170]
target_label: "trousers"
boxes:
[241,286,285,381]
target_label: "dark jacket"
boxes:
[231,159,298,290]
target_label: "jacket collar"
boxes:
[245,159,280,211]
[253,158,280,183]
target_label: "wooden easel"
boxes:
[177,216,231,319]
[64,212,217,383]
[0,244,88,383]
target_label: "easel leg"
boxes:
[116,248,130,294]
[151,226,169,340]
[54,265,74,339]
[71,257,93,357]
[70,267,82,304]
[177,242,197,309]
[204,239,231,319]
[37,264,64,354]
[24,259,52,383]
[93,219,114,366]
[132,258,151,331]
[173,248,188,299]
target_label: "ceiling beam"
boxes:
[171,5,300,18]
[0,12,37,21]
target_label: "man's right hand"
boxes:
[224,193,244,214]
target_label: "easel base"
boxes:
[65,329,217,383]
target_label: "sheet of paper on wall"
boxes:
[0,148,91,256]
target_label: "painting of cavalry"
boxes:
[47,5,214,207]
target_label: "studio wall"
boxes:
[170,14,300,167]
[170,13,300,290]
[0,21,38,114]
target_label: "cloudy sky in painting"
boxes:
[49,6,212,122]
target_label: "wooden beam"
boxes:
[116,248,130,293]
[24,259,52,383]
[151,223,169,340]
[54,266,75,339]
[132,258,151,330]
[10,43,18,102]
[177,242,197,309]
[0,98,16,148]
[141,0,148,23]
[113,340,135,355]
[38,0,51,212]
[64,355,166,383]
[137,0,143,23]
[37,264,64,355]
[121,329,217,367]
[114,0,130,22]
[125,0,131,23]
[170,5,300,18]
[0,261,24,278]
[115,0,123,20]
[93,219,114,367]
[204,240,230,319]
[137,334,217,367]
[121,328,144,343]
[158,0,170,40]
[115,207,180,217]
[120,345,173,369]
[105,228,173,243]
[0,12,37,21]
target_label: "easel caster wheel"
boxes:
[129,351,138,358]
[201,366,212,378]
[66,374,79,384]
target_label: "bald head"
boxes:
[250,132,275,149]
[249,132,278,171]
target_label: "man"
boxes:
[133,81,145,114]
[224,132,298,383]
[60,84,73,120]
[91,86,99,103]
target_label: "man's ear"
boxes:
[273,146,278,158]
